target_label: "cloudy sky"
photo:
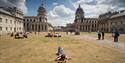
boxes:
[0,0,125,26]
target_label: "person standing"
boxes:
[66,31,68,35]
[112,31,120,42]
[97,31,101,40]
[101,31,105,40]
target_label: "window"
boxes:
[14,21,16,24]
[6,27,8,31]
[115,22,117,25]
[0,26,2,31]
[30,19,32,22]
[121,21,123,24]
[27,19,29,21]
[10,27,12,31]
[0,18,2,23]
[33,19,35,22]
[19,27,21,30]
[18,21,20,24]
[6,19,8,23]
[39,17,42,22]
[24,19,25,22]
[10,20,12,24]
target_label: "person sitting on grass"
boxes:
[56,46,64,56]
[55,46,71,63]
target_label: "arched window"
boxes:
[39,17,42,22]
[33,19,35,22]
[30,19,32,22]
[26,19,29,23]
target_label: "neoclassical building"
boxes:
[24,2,52,32]
[0,7,24,35]
[73,5,98,32]
[98,10,125,33]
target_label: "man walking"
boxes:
[101,31,105,40]
[97,31,101,40]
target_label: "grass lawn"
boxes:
[0,32,125,63]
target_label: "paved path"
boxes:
[72,34,125,53]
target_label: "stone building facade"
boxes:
[73,5,98,32]
[24,2,51,32]
[0,7,24,35]
[98,10,125,33]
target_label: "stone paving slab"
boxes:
[73,34,125,53]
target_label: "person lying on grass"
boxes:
[55,54,71,61]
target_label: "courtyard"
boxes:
[0,32,125,63]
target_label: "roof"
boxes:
[0,7,24,19]
[111,11,125,18]
[0,7,11,15]
[24,16,38,18]
[84,18,98,20]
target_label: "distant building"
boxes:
[53,26,64,32]
[24,2,52,32]
[65,23,75,32]
[71,5,98,32]
[98,10,125,33]
[0,7,24,35]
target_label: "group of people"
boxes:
[45,32,61,37]
[97,31,120,42]
[11,32,28,39]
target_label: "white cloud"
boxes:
[48,5,75,26]
[0,0,27,14]
[72,0,125,18]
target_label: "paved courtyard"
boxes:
[0,32,125,63]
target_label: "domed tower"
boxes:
[74,4,85,32]
[37,1,46,17]
[75,4,84,19]
[37,0,47,23]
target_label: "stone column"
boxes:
[84,26,85,31]
[108,22,111,32]
[41,25,43,31]
[34,24,36,31]
[43,25,44,31]
[80,26,82,31]
[40,24,41,32]
[87,25,88,32]
[81,26,83,31]
[78,25,80,31]
[32,24,33,31]
[37,24,38,32]
[30,23,32,32]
